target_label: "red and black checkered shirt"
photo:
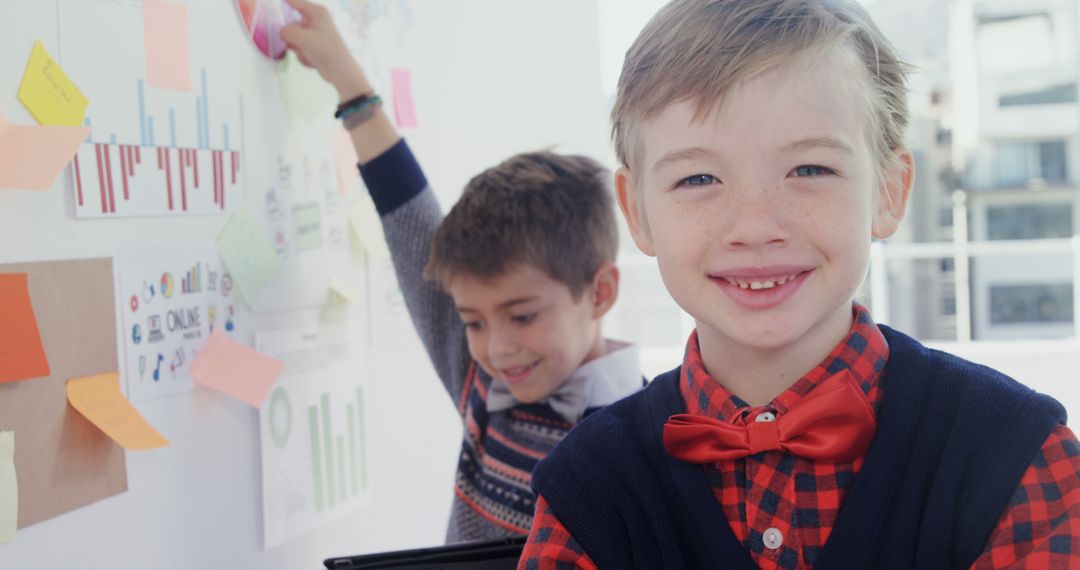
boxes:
[519,305,1080,569]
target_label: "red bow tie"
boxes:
[663,370,876,464]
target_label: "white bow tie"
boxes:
[486,375,590,424]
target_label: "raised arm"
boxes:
[282,0,473,402]
[282,0,398,162]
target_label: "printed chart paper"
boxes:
[118,245,240,402]
[256,325,371,548]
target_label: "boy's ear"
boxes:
[872,149,915,240]
[615,166,656,256]
[588,263,619,319]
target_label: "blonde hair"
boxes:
[612,0,910,185]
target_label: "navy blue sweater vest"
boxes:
[532,326,1066,569]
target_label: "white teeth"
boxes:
[725,273,799,290]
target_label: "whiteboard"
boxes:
[0,0,611,567]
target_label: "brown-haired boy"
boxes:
[521,0,1080,568]
[282,0,643,543]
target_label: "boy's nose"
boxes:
[488,329,521,358]
[720,186,788,249]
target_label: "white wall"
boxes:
[0,1,609,568]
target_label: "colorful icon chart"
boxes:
[119,246,239,402]
[256,326,371,549]
[235,0,300,60]
[72,72,242,218]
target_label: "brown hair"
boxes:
[424,152,618,298]
[612,0,910,185]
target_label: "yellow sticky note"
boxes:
[0,431,15,544]
[330,275,362,304]
[17,41,89,127]
[191,332,283,408]
[66,373,169,450]
[348,200,390,259]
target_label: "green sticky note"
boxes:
[0,431,16,544]
[216,209,283,306]
[293,202,323,251]
[277,52,336,123]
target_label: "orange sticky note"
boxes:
[391,68,418,129]
[144,0,192,91]
[191,331,283,408]
[0,274,51,383]
[66,372,169,450]
[0,112,91,191]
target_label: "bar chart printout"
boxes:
[255,326,371,549]
[71,73,243,218]
[58,0,244,218]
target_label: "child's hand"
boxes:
[281,0,371,100]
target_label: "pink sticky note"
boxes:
[190,331,283,408]
[0,112,91,191]
[144,0,192,91]
[333,128,359,196]
[391,68,418,129]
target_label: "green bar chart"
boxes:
[257,339,372,549]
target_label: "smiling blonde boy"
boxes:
[521,0,1080,568]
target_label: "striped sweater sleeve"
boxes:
[359,139,472,405]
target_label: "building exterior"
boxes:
[951,0,1079,340]
[873,0,1080,341]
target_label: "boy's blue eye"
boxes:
[677,174,719,187]
[792,165,834,177]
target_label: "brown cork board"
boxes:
[0,257,127,529]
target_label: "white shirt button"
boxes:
[762,527,784,550]
[755,411,777,423]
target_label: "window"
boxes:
[995,141,1068,186]
[999,83,1078,107]
[986,204,1074,240]
[976,13,1054,74]
[990,284,1074,324]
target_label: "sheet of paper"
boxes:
[0,112,91,191]
[143,0,192,91]
[0,431,15,544]
[191,331,284,407]
[66,372,169,450]
[58,0,243,218]
[390,68,418,128]
[118,246,242,403]
[216,208,283,306]
[347,199,390,259]
[17,41,89,126]
[255,326,372,549]
[0,274,51,383]
[0,258,127,530]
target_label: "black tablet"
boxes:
[323,536,527,570]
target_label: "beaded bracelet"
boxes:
[335,91,376,117]
[341,95,384,130]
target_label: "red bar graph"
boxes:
[73,144,242,218]
[74,154,84,206]
[120,145,130,201]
